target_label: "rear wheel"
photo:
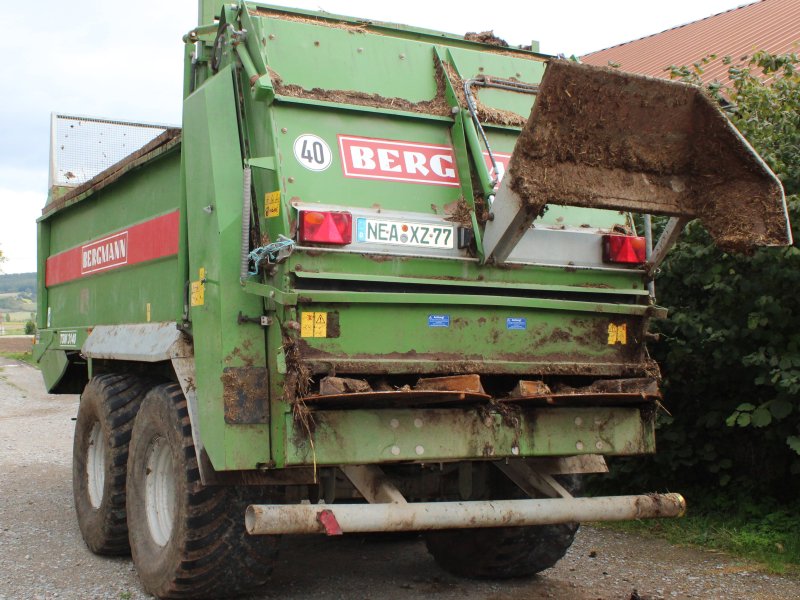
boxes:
[126,383,279,599]
[424,471,580,578]
[73,374,152,555]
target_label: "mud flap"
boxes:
[483,60,792,263]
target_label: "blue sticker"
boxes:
[506,317,527,330]
[356,217,367,242]
[428,314,450,328]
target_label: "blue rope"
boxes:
[248,236,294,275]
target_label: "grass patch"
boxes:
[0,351,36,366]
[598,502,800,575]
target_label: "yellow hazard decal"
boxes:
[265,191,281,218]
[190,268,206,307]
[301,312,328,338]
[607,323,627,345]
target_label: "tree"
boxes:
[645,51,800,498]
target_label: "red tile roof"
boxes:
[582,0,800,85]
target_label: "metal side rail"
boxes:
[245,493,686,535]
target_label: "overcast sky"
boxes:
[0,0,756,274]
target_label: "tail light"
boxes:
[299,211,352,245]
[602,234,647,265]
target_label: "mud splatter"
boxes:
[465,31,509,48]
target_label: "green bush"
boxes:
[611,51,800,500]
[24,320,36,335]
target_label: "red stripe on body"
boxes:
[45,211,180,287]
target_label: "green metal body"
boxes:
[36,3,658,473]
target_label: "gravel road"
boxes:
[1,356,798,600]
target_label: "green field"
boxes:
[0,291,36,335]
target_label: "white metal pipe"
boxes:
[245,493,686,535]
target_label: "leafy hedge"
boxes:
[610,51,800,500]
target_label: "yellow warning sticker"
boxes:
[301,312,315,337]
[607,323,627,345]
[190,268,206,307]
[314,312,327,337]
[301,312,328,338]
[190,282,204,307]
[265,190,281,218]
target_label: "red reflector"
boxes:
[299,211,352,245]
[602,235,647,265]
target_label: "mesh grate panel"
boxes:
[49,114,174,188]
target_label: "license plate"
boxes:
[355,218,454,249]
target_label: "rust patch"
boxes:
[509,380,552,398]
[301,389,489,409]
[319,376,371,395]
[221,367,269,424]
[326,311,341,338]
[415,374,485,394]
[229,346,256,367]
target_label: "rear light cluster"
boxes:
[299,210,352,245]
[602,234,647,265]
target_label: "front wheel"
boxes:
[126,383,279,599]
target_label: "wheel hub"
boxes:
[86,421,106,509]
[145,435,176,546]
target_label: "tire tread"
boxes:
[128,383,279,599]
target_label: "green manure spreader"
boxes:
[35,2,791,597]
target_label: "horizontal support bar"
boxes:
[293,270,649,297]
[273,94,453,123]
[300,357,651,378]
[292,245,648,275]
[245,493,686,535]
[242,280,298,305]
[284,406,654,466]
[296,289,653,316]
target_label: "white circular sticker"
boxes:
[293,134,332,172]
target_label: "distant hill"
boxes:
[0,272,37,296]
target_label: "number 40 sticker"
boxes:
[293,134,332,172]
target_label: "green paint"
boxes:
[39,348,70,393]
[181,65,272,470]
[37,4,659,477]
[284,407,654,466]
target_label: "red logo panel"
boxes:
[46,211,179,287]
[337,135,459,187]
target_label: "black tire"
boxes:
[126,383,279,599]
[73,373,152,555]
[424,472,580,579]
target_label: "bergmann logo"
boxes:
[81,231,129,275]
